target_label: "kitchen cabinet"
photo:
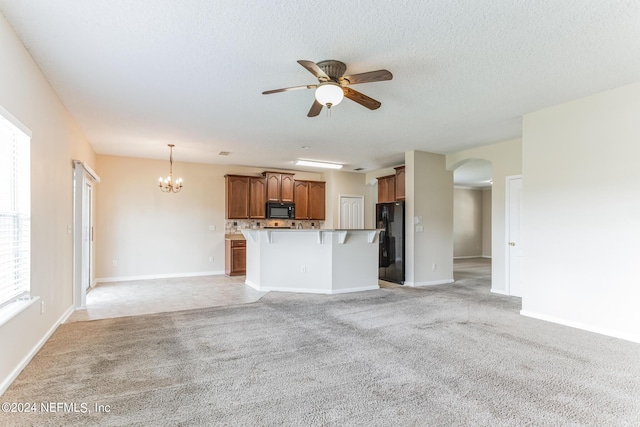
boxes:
[225,237,246,276]
[394,166,405,201]
[377,175,396,203]
[225,175,250,219]
[294,180,325,220]
[225,174,266,219]
[264,172,295,203]
[249,177,267,219]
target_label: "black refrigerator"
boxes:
[377,201,405,284]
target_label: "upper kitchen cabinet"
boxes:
[249,176,267,219]
[294,180,325,220]
[394,166,405,200]
[264,172,295,203]
[377,175,396,203]
[225,175,267,219]
[225,175,250,219]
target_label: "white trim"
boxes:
[520,310,640,344]
[490,288,509,296]
[0,304,74,396]
[0,296,39,328]
[95,271,225,283]
[0,104,32,137]
[244,280,378,295]
[72,160,100,183]
[404,279,454,287]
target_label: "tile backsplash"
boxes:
[225,219,325,234]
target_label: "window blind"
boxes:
[0,113,30,309]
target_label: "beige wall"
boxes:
[447,138,522,293]
[0,14,96,392]
[482,189,492,257]
[453,188,483,258]
[521,81,640,342]
[95,155,324,280]
[405,151,454,286]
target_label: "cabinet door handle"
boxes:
[509,242,516,246]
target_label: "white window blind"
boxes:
[0,112,30,309]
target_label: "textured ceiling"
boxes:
[1,1,640,178]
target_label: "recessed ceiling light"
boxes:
[295,160,343,169]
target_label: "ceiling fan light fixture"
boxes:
[314,82,344,108]
[296,159,343,169]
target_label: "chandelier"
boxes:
[158,144,183,193]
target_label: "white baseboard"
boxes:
[520,309,640,344]
[490,288,509,295]
[404,279,454,287]
[96,271,225,283]
[244,280,378,295]
[453,255,492,259]
[0,305,74,396]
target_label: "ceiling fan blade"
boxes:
[297,60,330,82]
[343,87,382,110]
[262,84,316,95]
[340,69,393,85]
[307,100,323,117]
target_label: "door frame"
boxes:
[338,195,365,229]
[505,174,522,296]
[72,161,100,309]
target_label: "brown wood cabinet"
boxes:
[377,175,396,203]
[225,175,250,219]
[225,175,267,219]
[264,172,295,202]
[394,166,406,201]
[293,181,308,220]
[249,177,267,219]
[294,180,325,220]
[225,238,246,276]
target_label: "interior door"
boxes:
[507,176,523,297]
[339,196,364,229]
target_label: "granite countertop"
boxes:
[224,233,246,240]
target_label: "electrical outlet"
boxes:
[209,256,213,262]
[40,301,45,314]
[209,225,215,231]
[432,263,437,271]
[112,260,118,267]
[300,266,306,273]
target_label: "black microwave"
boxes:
[266,202,295,219]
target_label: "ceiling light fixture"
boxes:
[296,159,343,170]
[314,82,344,109]
[158,144,183,193]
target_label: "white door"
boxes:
[507,176,523,297]
[73,161,99,309]
[339,196,364,229]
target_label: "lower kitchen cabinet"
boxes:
[225,238,246,276]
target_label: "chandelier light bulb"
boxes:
[315,83,344,108]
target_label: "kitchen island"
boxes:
[241,229,382,294]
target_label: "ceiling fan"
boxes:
[262,60,393,117]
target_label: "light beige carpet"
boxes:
[2,269,639,426]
